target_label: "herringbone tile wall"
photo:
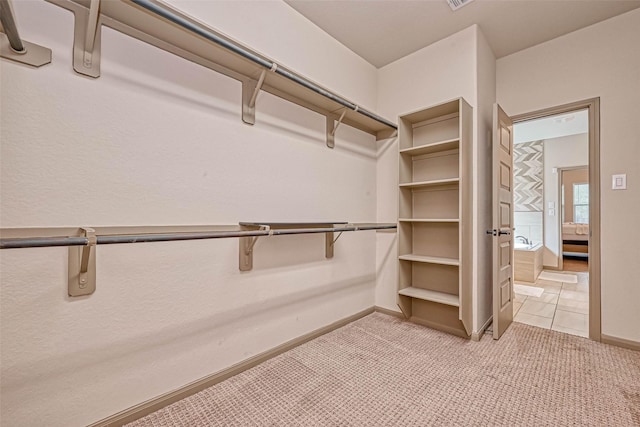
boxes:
[514,140,544,212]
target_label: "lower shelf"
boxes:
[398,287,460,307]
[398,254,459,266]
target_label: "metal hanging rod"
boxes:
[0,223,395,249]
[0,0,51,66]
[45,0,397,147]
[0,0,24,52]
[1,222,397,296]
[127,0,397,131]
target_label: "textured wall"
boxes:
[0,1,380,426]
[498,7,640,341]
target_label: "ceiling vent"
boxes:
[446,0,475,11]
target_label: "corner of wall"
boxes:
[472,24,497,334]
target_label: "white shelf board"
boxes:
[398,254,460,266]
[399,178,459,189]
[400,138,459,157]
[398,287,460,307]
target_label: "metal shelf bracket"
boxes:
[239,222,347,271]
[0,0,52,67]
[242,63,278,125]
[330,231,344,247]
[239,225,270,271]
[70,0,102,77]
[326,108,348,149]
[68,227,97,297]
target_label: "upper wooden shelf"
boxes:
[399,178,460,189]
[399,99,460,125]
[46,0,397,143]
[399,138,459,157]
[398,254,460,266]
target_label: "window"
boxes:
[573,183,589,223]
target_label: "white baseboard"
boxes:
[89,307,375,426]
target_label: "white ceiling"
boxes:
[514,110,588,144]
[284,0,640,68]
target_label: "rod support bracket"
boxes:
[329,231,344,248]
[242,63,277,125]
[326,108,349,149]
[241,79,258,125]
[68,227,97,297]
[69,0,102,77]
[0,35,52,67]
[0,0,52,67]
[238,225,269,271]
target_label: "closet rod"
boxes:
[0,0,25,52]
[0,223,397,249]
[129,0,397,130]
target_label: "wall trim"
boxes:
[471,315,493,341]
[89,307,375,427]
[374,305,404,318]
[601,334,640,352]
[409,316,469,339]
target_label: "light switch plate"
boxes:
[548,208,555,216]
[612,174,627,190]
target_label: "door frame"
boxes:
[511,98,601,341]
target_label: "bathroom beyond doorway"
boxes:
[514,270,589,337]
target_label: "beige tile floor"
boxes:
[513,270,589,337]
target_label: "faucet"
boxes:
[515,236,530,245]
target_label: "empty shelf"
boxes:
[399,178,459,189]
[398,254,460,266]
[399,138,459,157]
[398,287,460,307]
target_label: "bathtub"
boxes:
[514,242,543,283]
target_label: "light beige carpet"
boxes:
[127,313,640,426]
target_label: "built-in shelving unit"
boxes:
[397,98,473,338]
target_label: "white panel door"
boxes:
[492,104,514,339]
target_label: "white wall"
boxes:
[497,8,640,342]
[513,212,543,245]
[0,1,380,426]
[542,134,589,267]
[474,28,496,333]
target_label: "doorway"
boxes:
[509,99,600,341]
[559,166,589,273]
